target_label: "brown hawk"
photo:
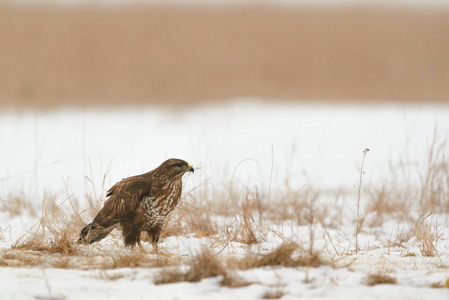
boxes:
[78,158,194,252]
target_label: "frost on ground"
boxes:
[1,102,449,299]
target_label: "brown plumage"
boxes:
[78,158,194,251]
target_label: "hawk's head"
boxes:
[157,158,194,178]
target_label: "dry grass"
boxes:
[53,257,71,269]
[252,185,320,226]
[414,214,442,257]
[239,194,259,245]
[160,196,218,239]
[1,192,98,267]
[366,186,409,227]
[1,135,448,292]
[363,132,448,227]
[419,132,449,214]
[2,246,181,269]
[366,273,398,286]
[94,271,125,281]
[366,132,449,224]
[11,199,83,256]
[0,227,5,243]
[238,243,327,270]
[208,188,269,253]
[108,253,148,269]
[3,181,107,259]
[355,148,369,253]
[431,278,449,288]
[210,185,325,256]
[0,193,39,218]
[155,248,249,288]
[362,132,449,256]
[100,253,179,269]
[262,289,286,299]
[1,250,42,267]
[12,233,76,255]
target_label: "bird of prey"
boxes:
[78,158,194,252]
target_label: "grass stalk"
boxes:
[355,148,369,253]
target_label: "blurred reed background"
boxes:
[0,2,448,107]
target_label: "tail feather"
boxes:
[78,222,113,244]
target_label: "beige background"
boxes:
[0,4,448,107]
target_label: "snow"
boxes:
[1,101,448,198]
[1,101,449,299]
[1,257,448,299]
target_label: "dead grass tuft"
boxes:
[432,278,449,287]
[108,253,147,269]
[187,250,227,282]
[95,271,126,281]
[1,250,42,267]
[241,243,299,269]
[0,257,8,267]
[366,273,397,286]
[99,252,180,270]
[13,231,76,255]
[238,194,258,245]
[160,197,218,239]
[53,257,71,269]
[238,243,326,270]
[262,289,286,299]
[154,248,223,284]
[419,131,449,214]
[155,248,249,287]
[414,214,441,257]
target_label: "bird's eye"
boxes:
[175,163,182,168]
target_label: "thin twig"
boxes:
[318,215,339,255]
[268,145,274,207]
[355,148,370,253]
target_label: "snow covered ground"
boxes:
[1,101,449,299]
[1,101,448,197]
[1,254,448,300]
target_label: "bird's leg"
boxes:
[148,229,160,254]
[150,243,159,254]
[137,240,146,254]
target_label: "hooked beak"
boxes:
[186,164,194,173]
